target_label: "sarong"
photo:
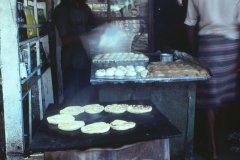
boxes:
[196,35,239,108]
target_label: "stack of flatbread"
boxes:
[147,60,209,77]
[47,114,85,131]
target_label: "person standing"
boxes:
[184,0,240,159]
[53,0,97,105]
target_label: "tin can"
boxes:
[160,53,173,62]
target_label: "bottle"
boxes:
[40,42,47,62]
[22,81,28,92]
[17,2,23,41]
[38,9,47,36]
[18,2,27,40]
[20,2,27,40]
[28,6,37,38]
[23,7,31,38]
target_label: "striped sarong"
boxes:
[196,35,239,108]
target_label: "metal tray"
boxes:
[27,100,181,153]
[90,54,211,85]
[92,60,148,69]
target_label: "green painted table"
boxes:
[93,82,196,160]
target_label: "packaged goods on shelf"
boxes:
[23,6,37,39]
[17,2,27,41]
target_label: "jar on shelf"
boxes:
[38,9,47,36]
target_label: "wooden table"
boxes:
[95,82,196,160]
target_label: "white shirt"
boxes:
[184,0,240,40]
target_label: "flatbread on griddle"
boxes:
[84,104,104,114]
[58,120,85,131]
[60,106,84,115]
[47,114,75,125]
[104,104,128,114]
[110,119,136,131]
[127,105,152,114]
[81,122,110,134]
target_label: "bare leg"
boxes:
[216,102,230,150]
[206,108,217,159]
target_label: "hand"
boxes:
[235,60,240,73]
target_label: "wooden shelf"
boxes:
[22,75,41,100]
[18,34,48,46]
[18,23,46,28]
[21,56,50,85]
[21,61,50,100]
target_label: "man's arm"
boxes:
[184,0,198,57]
[186,25,197,57]
[54,4,82,46]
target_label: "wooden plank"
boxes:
[44,139,170,160]
[185,83,196,160]
[52,0,64,103]
[41,67,54,109]
[0,0,25,158]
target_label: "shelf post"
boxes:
[0,0,25,159]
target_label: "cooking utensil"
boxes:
[28,100,182,153]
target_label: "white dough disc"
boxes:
[125,70,137,76]
[47,114,75,125]
[135,66,146,72]
[110,119,136,131]
[81,122,110,134]
[127,105,152,114]
[104,104,128,114]
[84,104,104,114]
[95,69,105,77]
[58,120,85,131]
[60,106,84,115]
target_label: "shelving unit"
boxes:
[0,0,53,159]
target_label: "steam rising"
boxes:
[82,23,135,58]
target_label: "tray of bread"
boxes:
[28,100,182,152]
[92,64,148,79]
[92,52,149,68]
[90,57,211,85]
[146,60,210,78]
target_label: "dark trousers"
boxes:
[62,67,98,105]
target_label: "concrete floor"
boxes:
[194,150,240,160]
[193,104,240,160]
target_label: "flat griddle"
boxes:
[28,100,182,153]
